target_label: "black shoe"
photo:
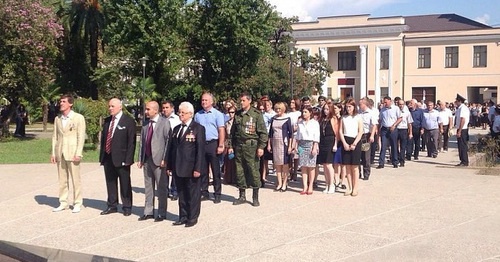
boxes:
[138,215,154,221]
[362,177,369,181]
[173,219,187,226]
[170,195,178,201]
[405,156,411,161]
[376,165,384,169]
[400,163,405,167]
[393,164,398,168]
[100,208,117,215]
[123,209,132,216]
[154,216,166,222]
[432,155,437,158]
[200,195,210,201]
[185,220,198,227]
[456,163,469,167]
[214,196,221,204]
[414,157,419,160]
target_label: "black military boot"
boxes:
[252,188,260,207]
[233,188,246,205]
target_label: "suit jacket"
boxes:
[52,111,86,161]
[138,116,171,166]
[99,113,136,167]
[167,120,205,177]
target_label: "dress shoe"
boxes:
[351,191,358,197]
[213,196,221,204]
[123,209,132,216]
[414,157,419,160]
[393,164,398,168]
[154,216,166,222]
[400,163,405,167]
[361,177,369,181]
[299,191,307,195]
[138,215,154,221]
[173,220,187,226]
[52,205,68,212]
[376,165,384,169]
[100,208,117,215]
[185,220,197,227]
[200,195,210,201]
[456,163,469,167]
[171,195,178,201]
[72,205,81,213]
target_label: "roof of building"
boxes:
[403,14,491,32]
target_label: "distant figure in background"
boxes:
[14,104,28,137]
[51,94,86,213]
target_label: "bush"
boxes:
[470,134,500,167]
[73,98,108,144]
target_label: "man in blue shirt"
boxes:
[194,92,226,203]
[377,96,402,169]
[407,99,424,160]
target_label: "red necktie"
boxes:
[105,116,115,154]
[145,120,154,157]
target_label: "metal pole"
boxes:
[142,63,146,123]
[290,52,294,99]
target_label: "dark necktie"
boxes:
[105,116,115,154]
[178,124,187,140]
[145,120,154,157]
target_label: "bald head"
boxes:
[145,101,159,119]
[108,98,123,116]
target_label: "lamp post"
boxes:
[139,56,148,123]
[287,41,295,99]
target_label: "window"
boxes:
[418,48,431,68]
[327,87,332,98]
[380,49,389,69]
[473,45,487,67]
[338,51,356,71]
[445,46,458,68]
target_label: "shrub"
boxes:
[73,98,108,144]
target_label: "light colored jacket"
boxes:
[52,111,86,161]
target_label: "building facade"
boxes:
[292,14,500,104]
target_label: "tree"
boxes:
[187,0,281,97]
[0,0,63,135]
[101,0,189,102]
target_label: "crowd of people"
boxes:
[48,92,500,228]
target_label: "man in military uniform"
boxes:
[227,92,268,207]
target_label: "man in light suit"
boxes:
[51,94,86,213]
[167,102,205,227]
[99,98,137,216]
[137,101,171,222]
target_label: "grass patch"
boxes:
[0,137,100,164]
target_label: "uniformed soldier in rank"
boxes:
[227,91,268,207]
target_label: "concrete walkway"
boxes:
[0,129,499,261]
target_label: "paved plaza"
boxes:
[0,129,499,261]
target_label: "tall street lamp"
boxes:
[288,41,295,99]
[139,56,148,123]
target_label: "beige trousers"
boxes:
[57,155,82,207]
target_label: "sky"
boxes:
[268,0,500,26]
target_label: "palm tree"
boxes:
[67,0,105,100]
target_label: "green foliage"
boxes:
[72,98,108,143]
[102,0,189,102]
[0,0,63,104]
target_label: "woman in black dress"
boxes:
[317,104,336,194]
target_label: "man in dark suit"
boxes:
[99,98,137,216]
[137,101,171,222]
[167,102,205,227]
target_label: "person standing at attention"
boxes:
[168,102,206,227]
[51,94,86,213]
[161,100,181,201]
[377,96,402,169]
[227,92,268,207]
[454,94,470,166]
[339,98,363,196]
[194,92,225,204]
[137,101,171,222]
[99,98,136,216]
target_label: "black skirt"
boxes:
[341,136,361,165]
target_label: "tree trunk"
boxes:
[42,103,48,132]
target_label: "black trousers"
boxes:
[176,175,201,223]
[438,125,450,150]
[201,140,222,197]
[406,127,421,159]
[103,154,132,210]
[370,133,379,164]
[457,129,469,165]
[397,129,408,164]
